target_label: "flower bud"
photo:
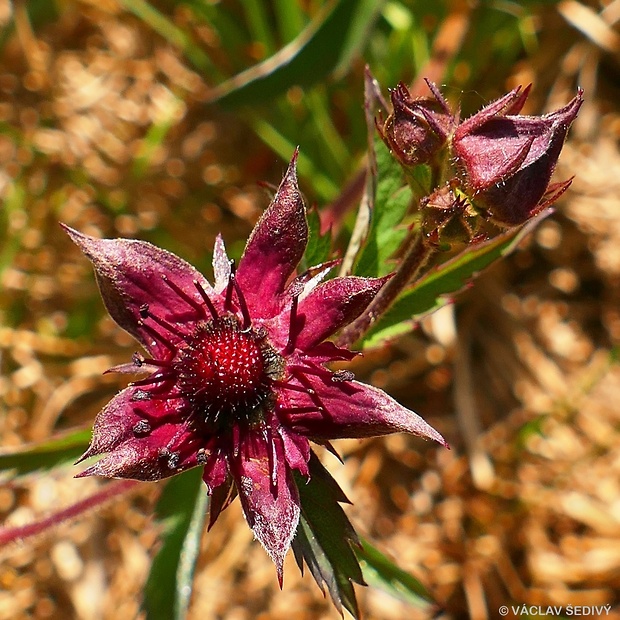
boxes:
[452,86,583,226]
[380,79,455,168]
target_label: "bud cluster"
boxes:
[380,80,582,236]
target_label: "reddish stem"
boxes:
[0,479,139,546]
[336,232,437,348]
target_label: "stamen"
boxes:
[289,367,328,413]
[138,320,177,355]
[233,278,252,331]
[140,358,174,369]
[143,310,185,341]
[193,280,218,319]
[289,363,331,379]
[279,405,324,415]
[161,274,205,317]
[272,380,314,395]
[130,373,174,388]
[284,295,300,354]
[224,259,236,312]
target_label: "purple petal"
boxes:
[75,385,204,481]
[76,422,200,481]
[207,474,236,530]
[236,150,308,319]
[280,376,448,447]
[455,86,526,138]
[294,275,391,351]
[279,426,311,477]
[63,225,213,357]
[228,430,300,583]
[455,128,536,190]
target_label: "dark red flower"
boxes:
[64,152,447,580]
[452,86,583,226]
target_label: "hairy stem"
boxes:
[336,231,437,348]
[0,479,139,546]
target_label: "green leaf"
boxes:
[302,206,332,269]
[0,428,91,477]
[206,0,385,107]
[292,453,364,619]
[356,538,436,610]
[143,468,208,620]
[354,139,412,277]
[362,218,545,348]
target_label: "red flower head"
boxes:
[64,151,446,580]
[452,86,583,226]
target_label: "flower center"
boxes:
[177,316,281,428]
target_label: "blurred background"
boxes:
[0,0,619,618]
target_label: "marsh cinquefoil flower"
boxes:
[64,152,447,580]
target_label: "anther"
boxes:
[139,303,149,319]
[162,274,205,317]
[193,280,219,319]
[132,352,145,367]
[196,448,207,465]
[167,452,180,469]
[131,390,151,401]
[331,370,355,382]
[132,419,151,435]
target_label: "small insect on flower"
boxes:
[64,150,447,582]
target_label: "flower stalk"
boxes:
[336,230,437,348]
[0,480,139,547]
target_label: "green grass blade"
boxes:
[205,0,384,107]
[249,114,340,200]
[356,538,436,610]
[244,0,277,54]
[0,428,91,477]
[118,0,213,73]
[143,468,208,620]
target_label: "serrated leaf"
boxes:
[206,0,385,107]
[354,138,412,277]
[292,453,364,618]
[361,216,546,348]
[356,538,436,610]
[143,468,208,620]
[0,428,91,477]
